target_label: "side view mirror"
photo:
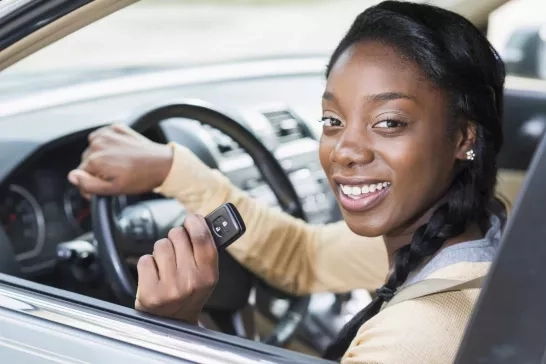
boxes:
[501,24,546,80]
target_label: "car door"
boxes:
[0,272,334,363]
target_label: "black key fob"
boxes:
[204,203,246,249]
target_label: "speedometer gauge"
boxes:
[0,185,45,260]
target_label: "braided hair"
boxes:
[322,1,506,360]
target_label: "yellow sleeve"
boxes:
[342,289,479,364]
[155,143,388,295]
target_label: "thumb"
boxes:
[68,169,117,195]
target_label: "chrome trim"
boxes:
[0,335,86,364]
[0,57,327,119]
[0,0,35,20]
[0,286,276,364]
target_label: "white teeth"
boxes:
[340,182,391,198]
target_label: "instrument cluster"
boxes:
[0,137,117,272]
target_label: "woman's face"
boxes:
[320,41,468,238]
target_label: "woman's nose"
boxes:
[331,129,374,168]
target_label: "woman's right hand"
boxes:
[67,124,174,198]
[135,214,219,324]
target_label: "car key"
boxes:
[204,202,246,249]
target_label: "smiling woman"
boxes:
[64,1,507,363]
[316,2,505,358]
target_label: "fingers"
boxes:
[111,123,145,139]
[134,216,218,322]
[168,226,196,269]
[89,123,142,143]
[136,254,159,286]
[81,147,91,164]
[67,169,115,196]
[88,123,124,142]
[152,238,177,281]
[135,254,159,310]
[182,215,218,272]
[70,123,162,199]
[88,125,112,142]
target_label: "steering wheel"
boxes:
[91,100,311,347]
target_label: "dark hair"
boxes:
[322,1,506,360]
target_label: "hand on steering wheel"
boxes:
[68,123,173,198]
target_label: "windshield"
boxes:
[2,0,408,76]
[0,0,543,86]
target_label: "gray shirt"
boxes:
[404,215,502,286]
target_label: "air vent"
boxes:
[202,125,243,157]
[263,110,308,144]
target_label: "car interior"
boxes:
[0,0,545,362]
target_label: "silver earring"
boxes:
[466,149,475,161]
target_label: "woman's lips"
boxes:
[336,182,391,213]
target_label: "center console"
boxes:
[220,137,336,224]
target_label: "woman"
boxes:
[68,1,506,362]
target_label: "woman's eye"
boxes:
[372,119,407,129]
[320,116,344,127]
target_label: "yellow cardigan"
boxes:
[155,143,489,364]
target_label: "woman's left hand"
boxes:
[135,214,219,325]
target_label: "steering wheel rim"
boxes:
[92,99,310,346]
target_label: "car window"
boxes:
[1,0,544,83]
[0,0,390,80]
[488,0,546,80]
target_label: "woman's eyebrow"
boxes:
[322,90,337,102]
[365,91,416,103]
[322,91,416,103]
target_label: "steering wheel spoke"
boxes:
[115,198,185,255]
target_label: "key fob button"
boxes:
[218,216,230,233]
[212,219,224,237]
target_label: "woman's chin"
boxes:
[342,213,388,238]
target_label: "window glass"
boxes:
[488,0,546,80]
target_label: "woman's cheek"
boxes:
[318,134,336,169]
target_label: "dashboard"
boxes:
[0,58,340,276]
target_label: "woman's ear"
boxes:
[455,121,477,161]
